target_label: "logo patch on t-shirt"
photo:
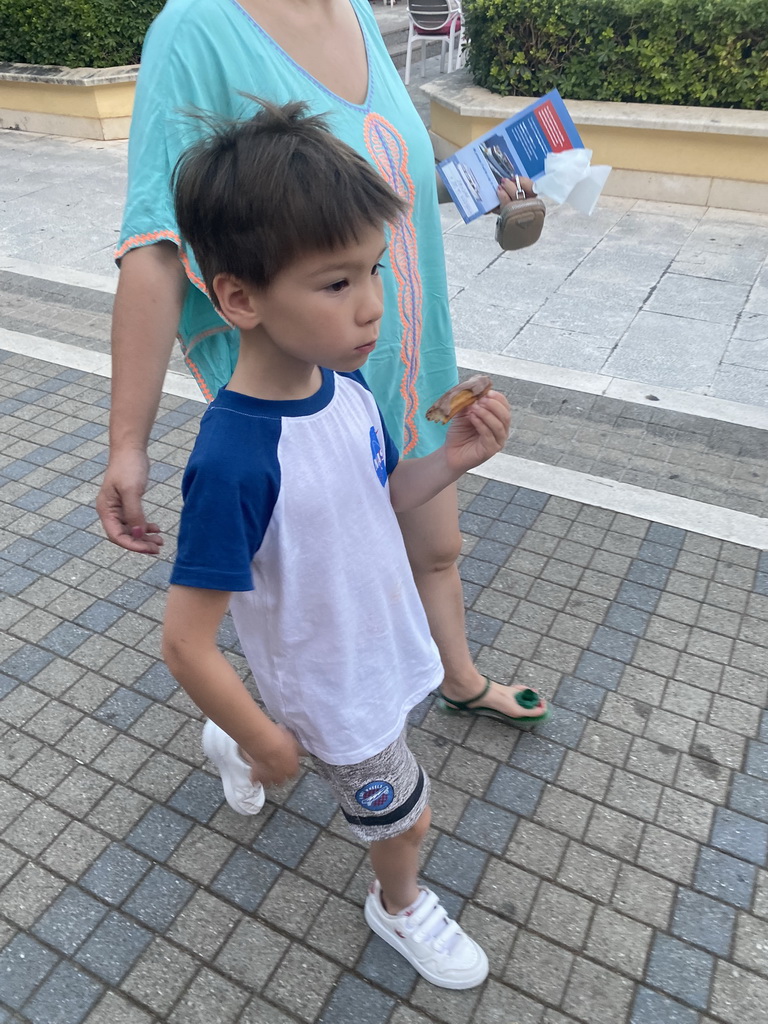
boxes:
[369,426,387,486]
[355,780,395,811]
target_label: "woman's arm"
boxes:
[96,243,187,554]
[163,585,300,785]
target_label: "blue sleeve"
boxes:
[170,409,281,591]
[341,369,399,476]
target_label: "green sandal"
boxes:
[438,677,552,731]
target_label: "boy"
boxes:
[162,100,511,990]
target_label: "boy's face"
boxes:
[248,223,387,373]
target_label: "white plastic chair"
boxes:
[404,1,464,85]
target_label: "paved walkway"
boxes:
[1,16,768,1024]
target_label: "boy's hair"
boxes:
[172,99,407,303]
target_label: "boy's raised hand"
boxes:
[443,391,511,474]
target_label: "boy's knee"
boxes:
[404,805,431,843]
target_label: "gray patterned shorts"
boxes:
[310,732,430,843]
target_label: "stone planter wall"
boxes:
[0,63,137,140]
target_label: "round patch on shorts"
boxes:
[355,780,395,811]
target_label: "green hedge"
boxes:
[0,1,163,67]
[463,0,768,108]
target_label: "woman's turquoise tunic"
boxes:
[118,0,458,457]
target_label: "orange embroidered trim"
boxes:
[114,230,209,296]
[363,113,422,456]
[187,350,218,401]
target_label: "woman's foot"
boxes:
[438,675,551,728]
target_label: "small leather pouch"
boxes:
[495,176,546,251]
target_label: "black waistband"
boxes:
[342,767,425,827]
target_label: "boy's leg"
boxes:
[314,736,488,990]
[368,806,430,914]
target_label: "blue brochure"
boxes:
[437,89,584,222]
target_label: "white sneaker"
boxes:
[202,719,265,815]
[364,880,489,989]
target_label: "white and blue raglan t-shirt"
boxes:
[171,369,443,766]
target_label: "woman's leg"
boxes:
[397,482,546,719]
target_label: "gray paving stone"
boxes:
[121,938,199,1018]
[73,912,153,985]
[424,834,488,897]
[126,802,195,860]
[486,765,545,817]
[508,735,566,781]
[31,885,107,955]
[534,786,594,841]
[121,864,195,931]
[557,842,620,904]
[300,831,365,894]
[710,961,768,1024]
[745,740,768,780]
[473,980,544,1024]
[656,788,715,843]
[626,736,679,785]
[258,873,327,940]
[264,943,341,1022]
[505,819,568,880]
[317,973,396,1024]
[22,960,104,1024]
[455,797,517,854]
[285,771,339,826]
[710,806,768,865]
[504,930,574,1005]
[211,848,281,912]
[694,847,757,909]
[585,805,644,861]
[732,912,768,978]
[646,932,714,1009]
[476,858,541,923]
[729,773,768,823]
[672,887,737,956]
[214,917,290,990]
[80,844,151,906]
[630,987,699,1024]
[562,956,635,1024]
[0,933,59,1010]
[167,769,225,824]
[611,864,676,931]
[586,905,652,979]
[167,968,250,1024]
[529,881,594,950]
[82,991,154,1024]
[254,809,320,869]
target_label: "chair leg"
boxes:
[404,39,413,85]
[420,39,427,79]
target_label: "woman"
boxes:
[96,0,549,728]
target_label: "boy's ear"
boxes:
[213,274,262,329]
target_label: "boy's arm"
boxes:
[388,391,511,513]
[163,584,300,785]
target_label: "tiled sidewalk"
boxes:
[1,351,767,1024]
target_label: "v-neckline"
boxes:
[229,0,373,111]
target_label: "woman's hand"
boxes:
[443,391,511,475]
[496,175,537,209]
[97,448,164,554]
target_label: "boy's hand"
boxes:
[247,723,301,787]
[443,391,511,474]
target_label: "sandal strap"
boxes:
[438,676,492,711]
